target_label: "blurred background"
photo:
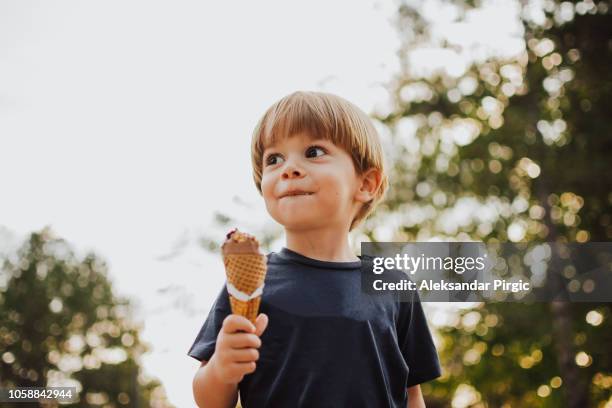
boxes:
[1,0,611,407]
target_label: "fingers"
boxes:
[234,361,257,374]
[226,332,261,349]
[220,315,262,349]
[212,360,257,384]
[254,313,269,337]
[228,348,259,363]
[214,313,267,385]
[222,314,255,334]
[230,361,257,378]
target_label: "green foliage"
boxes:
[366,0,612,407]
[377,1,612,244]
[421,302,612,407]
[0,227,174,407]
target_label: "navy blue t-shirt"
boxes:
[188,247,441,407]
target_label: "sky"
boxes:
[0,1,402,406]
[0,0,527,406]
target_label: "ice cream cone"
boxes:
[222,228,267,324]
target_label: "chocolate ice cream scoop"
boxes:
[222,228,261,255]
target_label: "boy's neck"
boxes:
[284,226,359,263]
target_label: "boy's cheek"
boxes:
[260,183,278,213]
[260,176,273,198]
[261,187,275,205]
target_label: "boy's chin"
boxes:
[276,215,323,231]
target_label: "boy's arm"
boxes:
[192,314,268,408]
[407,384,426,408]
[192,357,239,408]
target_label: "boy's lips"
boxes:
[279,190,315,199]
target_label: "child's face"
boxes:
[260,132,362,231]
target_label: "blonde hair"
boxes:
[251,90,388,231]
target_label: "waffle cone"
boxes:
[229,295,261,324]
[224,253,267,321]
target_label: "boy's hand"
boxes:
[209,313,269,385]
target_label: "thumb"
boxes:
[254,313,269,337]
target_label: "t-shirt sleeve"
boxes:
[396,290,442,387]
[187,284,231,362]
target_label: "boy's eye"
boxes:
[264,145,326,167]
[265,154,284,166]
[306,145,326,158]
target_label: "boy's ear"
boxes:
[355,167,382,204]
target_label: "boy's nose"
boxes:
[281,163,304,179]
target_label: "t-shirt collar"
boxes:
[279,247,363,270]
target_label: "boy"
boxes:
[188,91,441,407]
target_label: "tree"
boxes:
[365,0,611,406]
[0,227,174,407]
